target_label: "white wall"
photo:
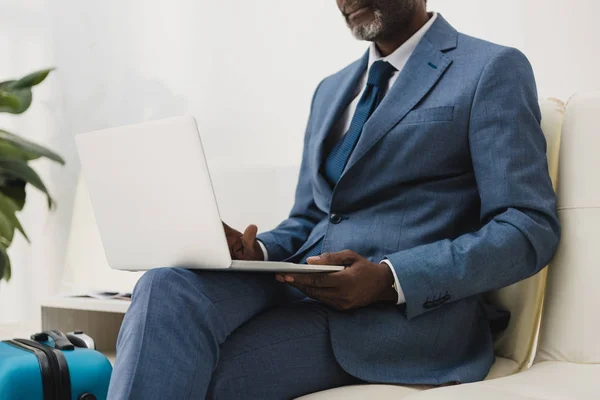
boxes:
[0,0,76,325]
[431,0,600,101]
[0,0,598,325]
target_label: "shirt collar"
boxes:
[368,12,438,71]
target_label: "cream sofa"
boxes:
[298,97,565,399]
[393,92,600,400]
[63,94,597,399]
[302,94,599,399]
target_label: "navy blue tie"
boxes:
[300,60,397,263]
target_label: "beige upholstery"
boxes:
[395,93,600,399]
[297,384,421,400]
[297,358,519,400]
[536,93,600,365]
[401,362,599,400]
[486,98,565,370]
[299,99,565,399]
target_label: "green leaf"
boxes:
[0,192,29,243]
[0,69,54,114]
[0,209,14,245]
[1,178,26,211]
[0,141,39,161]
[0,130,65,164]
[9,89,31,114]
[0,88,32,114]
[8,68,54,90]
[4,252,11,282]
[0,91,22,113]
[0,68,52,114]
[0,80,16,89]
[0,245,7,282]
[0,158,54,208]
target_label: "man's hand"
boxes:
[275,250,397,311]
[223,222,264,261]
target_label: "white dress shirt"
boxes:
[260,13,438,305]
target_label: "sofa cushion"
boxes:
[296,357,519,399]
[296,383,421,400]
[400,362,600,400]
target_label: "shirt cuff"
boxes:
[257,240,269,261]
[380,259,406,305]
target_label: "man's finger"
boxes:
[284,271,346,287]
[306,249,360,266]
[242,224,258,248]
[289,283,337,301]
[291,284,346,310]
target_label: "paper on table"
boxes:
[71,291,132,301]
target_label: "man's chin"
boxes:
[347,9,384,41]
[350,22,383,41]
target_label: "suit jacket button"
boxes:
[330,213,343,224]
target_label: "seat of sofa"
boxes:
[400,361,600,400]
[297,357,519,399]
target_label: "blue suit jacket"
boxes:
[257,15,560,385]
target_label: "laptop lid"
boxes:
[75,116,232,271]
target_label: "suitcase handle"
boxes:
[31,330,75,351]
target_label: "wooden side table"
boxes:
[41,297,130,364]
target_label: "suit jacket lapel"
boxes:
[311,52,369,195]
[343,15,458,177]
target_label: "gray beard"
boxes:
[349,9,385,41]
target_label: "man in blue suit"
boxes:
[108,1,560,398]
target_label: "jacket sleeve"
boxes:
[257,81,327,261]
[385,47,561,320]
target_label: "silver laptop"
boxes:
[75,116,342,274]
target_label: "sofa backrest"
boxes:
[489,99,565,369]
[535,93,600,364]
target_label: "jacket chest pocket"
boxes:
[399,106,455,125]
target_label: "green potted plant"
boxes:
[0,69,65,282]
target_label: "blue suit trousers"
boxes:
[107,268,359,399]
